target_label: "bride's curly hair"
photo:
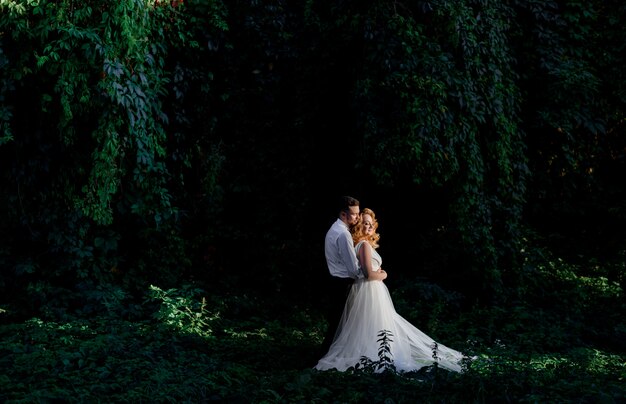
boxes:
[351,208,380,248]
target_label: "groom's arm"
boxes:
[338,233,363,279]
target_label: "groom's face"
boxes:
[345,206,360,227]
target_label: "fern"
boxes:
[352,329,396,373]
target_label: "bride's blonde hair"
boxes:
[351,208,380,248]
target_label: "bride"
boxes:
[314,208,466,373]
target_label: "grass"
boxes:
[1,244,625,403]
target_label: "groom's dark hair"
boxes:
[338,195,359,214]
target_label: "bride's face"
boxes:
[361,214,375,235]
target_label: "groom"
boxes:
[320,195,364,354]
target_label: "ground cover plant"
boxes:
[1,235,624,403]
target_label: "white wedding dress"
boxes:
[315,241,465,373]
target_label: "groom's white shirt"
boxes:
[325,219,362,279]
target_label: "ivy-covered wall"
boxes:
[0,0,624,316]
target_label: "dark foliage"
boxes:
[1,0,624,312]
[0,0,625,400]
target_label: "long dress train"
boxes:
[315,241,465,373]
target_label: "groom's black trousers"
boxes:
[321,275,354,354]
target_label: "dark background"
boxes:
[0,0,624,318]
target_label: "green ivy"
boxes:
[337,0,528,295]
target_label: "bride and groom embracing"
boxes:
[314,195,466,373]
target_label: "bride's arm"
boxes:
[358,243,387,281]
